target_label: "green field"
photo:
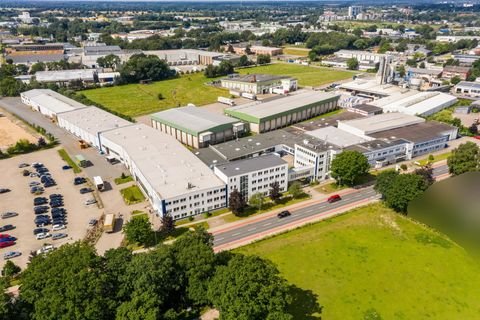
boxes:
[237,203,480,319]
[81,73,227,117]
[238,63,355,87]
[283,47,310,56]
[120,185,146,205]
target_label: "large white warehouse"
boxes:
[20,89,87,118]
[100,124,227,220]
[57,106,133,150]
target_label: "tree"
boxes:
[30,62,46,74]
[20,243,115,320]
[238,55,250,67]
[374,169,399,197]
[447,142,480,176]
[119,53,174,84]
[269,181,282,203]
[160,214,175,234]
[37,137,47,147]
[330,151,370,186]
[346,57,359,70]
[450,76,462,85]
[228,188,246,215]
[384,173,428,213]
[257,54,271,65]
[2,260,20,278]
[397,65,406,77]
[469,123,478,135]
[123,215,153,245]
[249,192,265,210]
[308,50,318,62]
[288,182,303,199]
[157,93,164,100]
[414,164,435,187]
[208,254,293,320]
[96,54,120,70]
[0,77,26,97]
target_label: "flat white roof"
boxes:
[35,69,95,82]
[339,112,425,135]
[340,79,407,97]
[305,126,367,147]
[57,106,133,137]
[101,124,225,199]
[21,89,87,114]
[371,91,458,116]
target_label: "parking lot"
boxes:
[0,148,103,269]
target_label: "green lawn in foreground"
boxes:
[120,185,146,205]
[81,73,227,117]
[237,203,480,320]
[238,63,355,87]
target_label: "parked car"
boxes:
[29,172,39,178]
[18,163,29,168]
[1,212,18,219]
[74,177,86,185]
[84,198,97,205]
[34,207,49,215]
[474,136,480,140]
[3,251,21,259]
[52,233,67,240]
[49,194,63,199]
[34,197,48,205]
[29,181,41,187]
[277,210,291,218]
[0,225,15,232]
[0,237,16,243]
[33,228,49,235]
[80,188,93,194]
[51,208,66,214]
[22,170,30,177]
[0,188,10,194]
[52,224,66,231]
[36,233,51,240]
[36,244,55,255]
[62,165,72,170]
[327,194,342,203]
[32,162,43,168]
[0,234,11,239]
[88,219,98,227]
[0,241,15,248]
[50,202,64,208]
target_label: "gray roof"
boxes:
[350,104,383,113]
[7,54,65,64]
[338,113,425,135]
[21,89,87,114]
[35,69,95,82]
[370,121,456,143]
[345,138,410,153]
[83,45,122,56]
[151,106,239,136]
[225,91,340,123]
[455,81,480,90]
[215,154,287,177]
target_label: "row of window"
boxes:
[166,188,226,206]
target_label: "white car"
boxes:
[36,232,51,240]
[84,198,97,205]
[36,245,55,255]
[52,224,66,231]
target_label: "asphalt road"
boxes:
[213,164,450,248]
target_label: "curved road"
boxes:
[213,165,449,249]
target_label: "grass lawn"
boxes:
[315,181,347,194]
[283,47,310,56]
[238,63,355,87]
[114,174,134,185]
[417,152,451,166]
[120,185,146,205]
[237,203,480,319]
[81,72,227,117]
[57,148,81,173]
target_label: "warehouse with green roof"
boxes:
[224,91,341,133]
[150,106,246,148]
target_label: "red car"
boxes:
[474,136,480,140]
[327,194,342,203]
[0,234,10,239]
[0,241,15,248]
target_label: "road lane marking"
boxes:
[215,237,224,241]
[247,227,256,231]
[231,232,240,237]
[263,222,272,226]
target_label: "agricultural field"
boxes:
[237,203,480,320]
[81,73,227,117]
[238,63,355,87]
[282,46,310,56]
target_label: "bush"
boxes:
[400,164,408,171]
[428,154,435,161]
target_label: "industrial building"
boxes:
[57,106,133,150]
[370,91,458,116]
[339,79,405,99]
[20,89,87,118]
[454,81,480,98]
[304,126,367,147]
[345,104,383,116]
[145,49,225,66]
[100,124,227,219]
[294,140,338,181]
[225,91,340,133]
[220,74,297,94]
[214,154,288,201]
[150,106,246,148]
[337,113,426,140]
[34,69,96,85]
[345,139,410,167]
[442,66,471,81]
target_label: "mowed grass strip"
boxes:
[237,63,355,87]
[237,203,480,320]
[81,73,228,117]
[57,148,81,173]
[283,47,311,56]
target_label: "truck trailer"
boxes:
[104,213,116,233]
